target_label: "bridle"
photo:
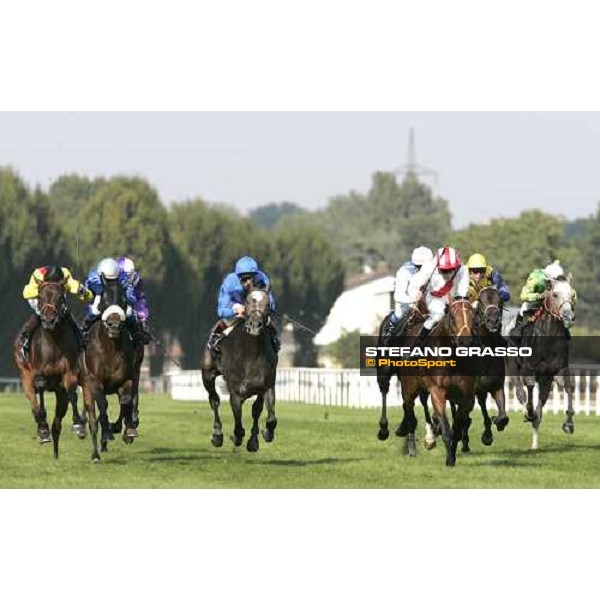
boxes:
[448,298,472,339]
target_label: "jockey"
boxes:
[207,255,279,354]
[466,253,511,304]
[116,256,152,345]
[82,257,137,334]
[19,265,92,356]
[512,260,577,340]
[407,245,470,346]
[382,246,433,340]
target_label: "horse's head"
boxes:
[101,305,126,338]
[448,298,474,347]
[545,277,576,328]
[476,286,502,333]
[244,285,270,336]
[38,282,66,331]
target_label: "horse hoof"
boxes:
[39,436,52,445]
[247,438,259,453]
[231,435,243,447]
[446,456,456,467]
[377,429,390,441]
[122,435,134,445]
[262,429,275,443]
[494,415,509,431]
[562,422,575,435]
[481,431,494,446]
[424,439,436,450]
[211,434,224,448]
[91,455,101,463]
[461,445,471,453]
[71,423,83,433]
[395,424,409,438]
[100,442,108,453]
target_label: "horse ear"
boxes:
[567,272,573,284]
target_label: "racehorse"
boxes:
[509,277,575,450]
[13,281,90,459]
[376,302,430,444]
[80,280,138,459]
[397,299,476,467]
[452,286,510,451]
[201,285,278,452]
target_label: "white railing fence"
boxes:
[169,368,600,416]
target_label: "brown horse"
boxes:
[397,299,475,467]
[13,281,93,459]
[376,302,428,442]
[80,284,138,459]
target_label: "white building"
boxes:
[314,271,395,347]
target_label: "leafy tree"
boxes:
[321,329,361,368]
[249,202,307,229]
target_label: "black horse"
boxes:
[509,277,575,450]
[80,281,138,458]
[201,285,278,452]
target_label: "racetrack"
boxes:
[1,393,600,488]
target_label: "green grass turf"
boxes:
[1,392,599,488]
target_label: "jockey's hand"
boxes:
[126,305,134,318]
[415,291,423,302]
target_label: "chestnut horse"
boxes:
[397,299,475,467]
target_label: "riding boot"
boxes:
[382,314,398,341]
[64,311,85,351]
[414,324,432,348]
[207,321,228,355]
[19,314,40,359]
[510,313,525,343]
[268,324,281,353]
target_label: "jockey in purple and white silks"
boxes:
[208,255,279,353]
[117,256,152,344]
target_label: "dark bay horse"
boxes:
[80,282,138,459]
[510,277,575,450]
[397,299,476,467]
[376,302,428,442]
[201,286,278,452]
[13,282,90,459]
[454,287,510,451]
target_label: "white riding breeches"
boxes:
[393,302,413,321]
[423,294,447,329]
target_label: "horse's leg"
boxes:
[69,388,87,438]
[532,378,552,450]
[91,382,112,453]
[131,346,143,429]
[52,388,70,459]
[111,405,125,434]
[492,385,510,432]
[460,401,472,453]
[377,372,391,441]
[82,384,100,461]
[229,391,245,447]
[479,392,494,447]
[247,394,265,453]
[452,395,475,464]
[119,381,137,444]
[398,382,418,457]
[559,368,575,434]
[262,387,277,443]
[420,392,436,450]
[23,376,50,443]
[430,386,455,467]
[202,371,223,447]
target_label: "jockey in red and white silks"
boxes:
[408,246,469,342]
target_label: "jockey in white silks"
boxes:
[382,246,433,339]
[407,246,470,345]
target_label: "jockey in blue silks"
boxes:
[82,257,137,338]
[207,255,280,354]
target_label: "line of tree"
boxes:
[0,168,345,375]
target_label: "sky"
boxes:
[0,112,599,229]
